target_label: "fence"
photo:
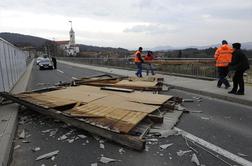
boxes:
[0,38,29,92]
[58,57,252,84]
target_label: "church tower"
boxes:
[69,21,75,46]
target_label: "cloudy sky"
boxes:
[0,0,252,49]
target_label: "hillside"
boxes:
[0,32,49,49]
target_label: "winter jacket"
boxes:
[229,49,250,72]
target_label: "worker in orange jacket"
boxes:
[144,51,155,75]
[134,47,144,77]
[214,40,233,89]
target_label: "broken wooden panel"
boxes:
[108,91,172,105]
[16,93,77,108]
[69,102,148,133]
[42,86,108,103]
[115,80,158,88]
[91,95,159,113]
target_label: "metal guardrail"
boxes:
[0,38,29,92]
[59,57,252,83]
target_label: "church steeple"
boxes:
[69,21,75,45]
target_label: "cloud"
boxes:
[124,24,177,35]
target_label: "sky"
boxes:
[0,0,252,50]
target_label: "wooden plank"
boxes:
[109,91,172,105]
[115,80,157,88]
[91,95,159,113]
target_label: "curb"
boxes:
[0,104,18,166]
[168,84,252,107]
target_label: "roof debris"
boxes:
[32,147,41,152]
[176,150,192,157]
[160,143,173,150]
[191,153,200,166]
[99,156,120,164]
[19,130,25,139]
[36,150,59,161]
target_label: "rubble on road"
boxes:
[0,75,185,150]
[36,150,59,161]
[99,156,120,164]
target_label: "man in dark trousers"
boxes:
[52,56,57,69]
[214,40,233,89]
[134,47,144,77]
[228,43,250,95]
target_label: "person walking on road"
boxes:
[214,40,233,89]
[52,56,57,69]
[134,47,144,77]
[144,51,155,76]
[228,43,250,95]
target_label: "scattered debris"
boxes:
[22,140,30,143]
[175,104,187,111]
[49,129,58,137]
[183,99,194,102]
[19,130,25,139]
[91,163,97,166]
[201,117,210,120]
[99,156,120,164]
[32,147,41,152]
[58,135,68,141]
[237,152,248,157]
[14,145,21,150]
[146,138,158,142]
[176,150,192,157]
[68,139,75,143]
[191,153,200,166]
[160,143,173,150]
[100,143,105,149]
[119,148,125,154]
[51,156,56,161]
[36,150,59,161]
[78,134,87,139]
[42,129,54,133]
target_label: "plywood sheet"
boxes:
[17,93,77,108]
[108,91,172,105]
[69,102,148,133]
[42,86,107,103]
[115,80,157,88]
[91,95,159,113]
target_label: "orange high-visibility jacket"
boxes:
[144,55,154,61]
[214,44,233,67]
[134,50,142,62]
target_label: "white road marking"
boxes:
[175,127,252,166]
[72,77,78,80]
[57,69,64,74]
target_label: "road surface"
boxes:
[10,62,252,166]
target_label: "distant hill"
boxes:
[152,42,252,51]
[0,32,49,49]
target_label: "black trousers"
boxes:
[232,70,245,93]
[217,67,230,87]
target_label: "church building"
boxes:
[55,22,80,56]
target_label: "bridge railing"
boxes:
[0,38,29,92]
[59,57,252,84]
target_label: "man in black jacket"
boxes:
[228,43,250,95]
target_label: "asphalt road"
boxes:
[10,62,252,166]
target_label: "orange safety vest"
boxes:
[214,44,233,67]
[134,50,142,62]
[144,55,154,61]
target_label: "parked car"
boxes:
[36,56,44,65]
[38,57,53,70]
